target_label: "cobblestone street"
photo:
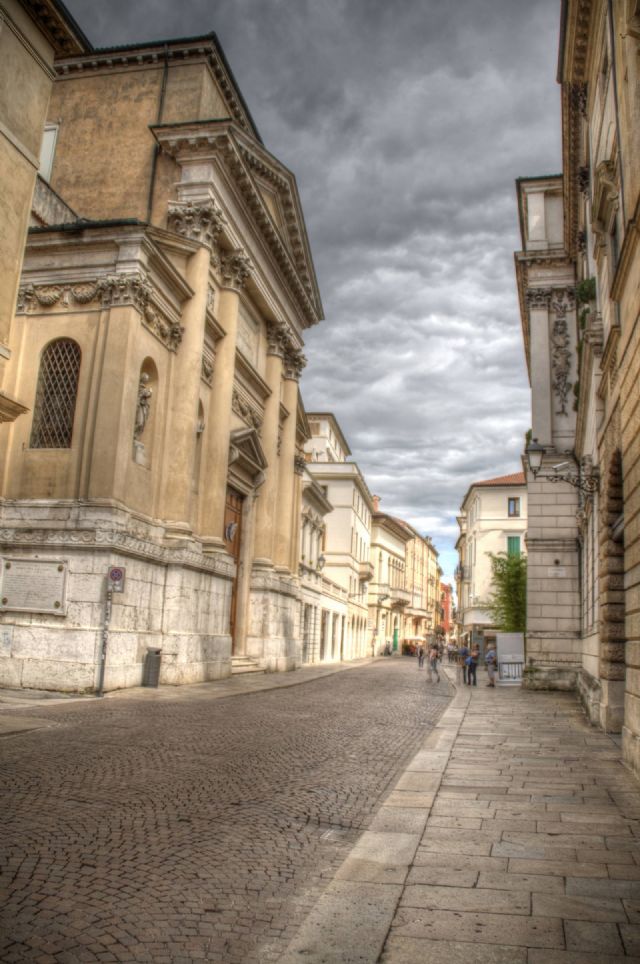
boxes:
[0,661,452,963]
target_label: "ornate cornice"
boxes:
[216,249,252,290]
[167,199,227,248]
[16,272,184,352]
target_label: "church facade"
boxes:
[0,29,323,690]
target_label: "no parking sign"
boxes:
[107,566,126,593]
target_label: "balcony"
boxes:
[359,560,374,582]
[390,587,411,607]
[454,565,470,582]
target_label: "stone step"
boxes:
[231,656,265,676]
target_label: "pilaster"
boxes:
[273,346,305,570]
[253,320,286,564]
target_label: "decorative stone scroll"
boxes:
[550,288,576,417]
[201,351,215,386]
[294,455,307,475]
[167,199,227,248]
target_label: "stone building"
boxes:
[455,473,527,653]
[0,27,324,690]
[0,0,88,425]
[304,414,373,659]
[515,0,640,777]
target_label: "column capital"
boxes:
[216,249,253,290]
[294,455,307,475]
[283,346,306,381]
[526,287,553,311]
[167,199,226,248]
[266,320,289,357]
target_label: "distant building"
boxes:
[304,413,373,659]
[440,583,453,639]
[455,473,527,653]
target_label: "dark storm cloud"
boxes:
[66,0,561,580]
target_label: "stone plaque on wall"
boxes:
[0,558,68,615]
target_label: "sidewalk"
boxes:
[280,665,640,964]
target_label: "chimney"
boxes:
[373,495,380,511]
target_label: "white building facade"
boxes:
[456,473,528,653]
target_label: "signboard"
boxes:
[0,558,68,615]
[107,566,126,593]
[547,567,567,578]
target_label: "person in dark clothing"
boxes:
[467,645,480,686]
[458,643,470,684]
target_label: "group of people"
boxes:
[416,640,497,688]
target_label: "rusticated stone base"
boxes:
[0,502,235,692]
[522,663,577,691]
[246,565,301,671]
[577,668,602,725]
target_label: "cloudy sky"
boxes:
[66,0,562,582]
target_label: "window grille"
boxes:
[30,339,81,448]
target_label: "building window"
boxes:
[508,497,520,517]
[39,123,59,182]
[507,536,521,557]
[30,339,81,449]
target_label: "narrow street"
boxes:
[0,661,452,963]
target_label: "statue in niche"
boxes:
[134,373,152,440]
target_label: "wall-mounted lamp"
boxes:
[525,438,599,494]
[317,554,326,571]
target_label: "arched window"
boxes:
[30,339,81,449]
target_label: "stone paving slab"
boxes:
[280,664,640,963]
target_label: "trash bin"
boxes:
[142,648,162,687]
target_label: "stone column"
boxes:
[273,347,305,569]
[290,454,306,573]
[161,244,210,539]
[199,250,252,549]
[253,322,286,564]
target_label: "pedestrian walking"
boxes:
[417,644,425,669]
[467,644,480,686]
[485,644,497,687]
[427,643,440,683]
[458,642,470,684]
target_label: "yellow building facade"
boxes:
[0,31,323,690]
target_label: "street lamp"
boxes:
[525,438,599,494]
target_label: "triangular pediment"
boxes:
[229,427,268,477]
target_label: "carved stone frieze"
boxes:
[16,273,184,352]
[167,199,227,248]
[231,388,263,432]
[526,287,553,311]
[549,289,575,417]
[216,250,252,290]
[577,165,590,196]
[570,82,588,119]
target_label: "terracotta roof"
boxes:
[473,472,526,487]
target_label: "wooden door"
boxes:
[224,486,244,648]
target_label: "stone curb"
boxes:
[277,665,468,964]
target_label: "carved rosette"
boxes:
[167,199,227,248]
[526,287,553,311]
[231,389,263,432]
[283,347,306,381]
[549,288,576,417]
[217,250,252,290]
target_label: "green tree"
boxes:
[486,552,527,632]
